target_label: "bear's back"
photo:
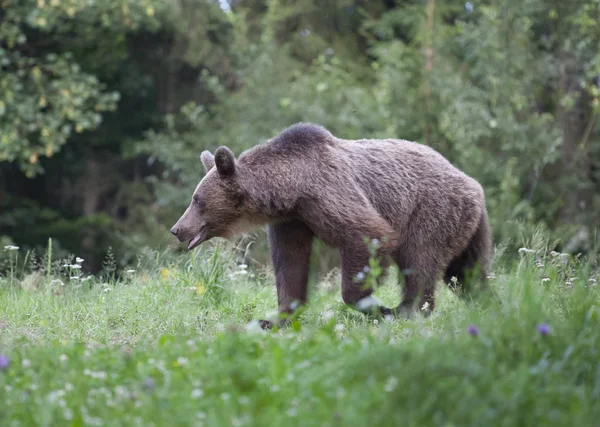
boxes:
[328,136,484,229]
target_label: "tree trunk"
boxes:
[423,0,435,145]
[556,53,593,242]
[81,155,102,271]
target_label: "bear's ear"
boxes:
[200,150,215,173]
[214,146,236,177]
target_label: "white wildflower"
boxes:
[46,389,66,403]
[334,323,345,333]
[84,369,107,380]
[518,247,535,254]
[421,301,430,312]
[238,264,247,269]
[59,354,69,363]
[356,295,379,311]
[384,376,399,392]
[75,257,84,264]
[541,278,550,283]
[3,245,19,251]
[245,320,265,334]
[296,360,311,369]
[176,357,188,366]
[22,359,31,368]
[321,309,334,322]
[126,269,135,274]
[191,389,204,399]
[63,408,73,420]
[115,386,129,400]
[70,265,82,270]
[50,279,65,286]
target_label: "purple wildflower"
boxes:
[356,272,365,281]
[0,355,9,370]
[467,325,479,336]
[537,323,551,336]
[143,377,155,392]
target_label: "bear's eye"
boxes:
[193,196,204,209]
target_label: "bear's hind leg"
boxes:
[260,220,314,329]
[443,210,491,295]
[395,256,441,318]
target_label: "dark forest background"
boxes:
[1,0,599,272]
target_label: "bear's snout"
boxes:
[170,225,180,238]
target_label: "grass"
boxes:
[0,241,599,426]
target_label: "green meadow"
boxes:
[1,240,599,426]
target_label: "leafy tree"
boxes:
[0,0,167,176]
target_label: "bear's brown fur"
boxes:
[171,123,492,328]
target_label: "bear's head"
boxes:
[170,146,247,250]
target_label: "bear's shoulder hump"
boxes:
[272,122,334,149]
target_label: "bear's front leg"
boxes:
[340,245,394,318]
[259,220,314,330]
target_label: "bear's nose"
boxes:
[170,226,179,236]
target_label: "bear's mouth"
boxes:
[188,225,207,250]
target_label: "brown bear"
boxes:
[170,123,492,328]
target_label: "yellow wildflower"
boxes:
[196,282,206,296]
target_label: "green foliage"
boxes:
[1,0,600,270]
[0,244,599,425]
[0,0,166,176]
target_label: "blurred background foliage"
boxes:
[1,0,599,272]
